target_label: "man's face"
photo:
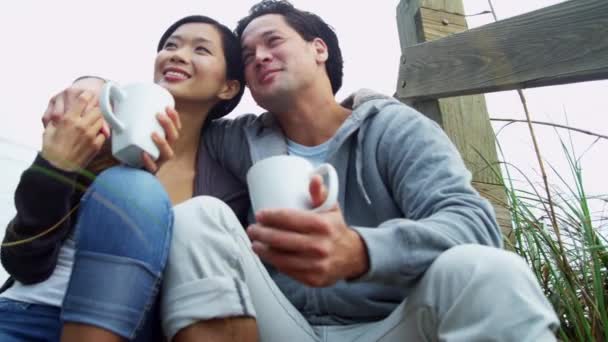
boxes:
[241,14,326,108]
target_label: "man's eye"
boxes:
[243,53,254,65]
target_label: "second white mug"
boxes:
[246,155,339,213]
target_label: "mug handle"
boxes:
[99,82,126,133]
[310,163,339,212]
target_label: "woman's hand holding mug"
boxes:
[41,91,108,172]
[141,106,182,174]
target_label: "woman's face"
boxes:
[154,23,232,105]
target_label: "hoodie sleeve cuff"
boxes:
[348,225,409,283]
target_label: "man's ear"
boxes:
[312,37,329,64]
[218,79,241,101]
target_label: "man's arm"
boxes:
[203,115,257,181]
[352,104,502,286]
[249,102,501,289]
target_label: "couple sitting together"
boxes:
[0,1,559,341]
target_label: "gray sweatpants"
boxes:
[161,196,559,341]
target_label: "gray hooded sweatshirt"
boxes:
[205,89,502,325]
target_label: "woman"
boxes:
[0,15,247,341]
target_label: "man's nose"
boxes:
[254,46,272,65]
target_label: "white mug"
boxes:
[99,82,174,167]
[246,155,339,213]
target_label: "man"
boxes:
[41,1,559,341]
[159,1,559,341]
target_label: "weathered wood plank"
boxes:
[473,182,513,241]
[419,7,467,41]
[397,0,512,238]
[421,0,464,15]
[397,0,608,100]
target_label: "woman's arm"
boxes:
[1,155,82,284]
[1,91,108,284]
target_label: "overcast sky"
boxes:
[1,0,606,283]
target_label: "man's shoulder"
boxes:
[346,89,419,119]
[346,90,447,148]
[207,113,259,129]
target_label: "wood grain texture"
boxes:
[473,182,513,244]
[397,0,608,100]
[397,0,512,236]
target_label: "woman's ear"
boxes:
[312,37,329,64]
[218,79,241,100]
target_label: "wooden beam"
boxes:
[397,0,513,240]
[397,0,608,100]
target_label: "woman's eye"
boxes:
[164,42,177,50]
[268,37,281,45]
[195,46,211,54]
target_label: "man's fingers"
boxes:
[247,224,323,255]
[251,241,316,273]
[309,175,328,208]
[255,209,328,234]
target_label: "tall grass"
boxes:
[498,134,608,341]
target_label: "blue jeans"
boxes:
[0,299,61,342]
[0,166,173,341]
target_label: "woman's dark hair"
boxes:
[235,0,343,94]
[157,15,245,121]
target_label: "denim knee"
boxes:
[74,166,173,267]
[62,166,173,339]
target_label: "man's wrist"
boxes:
[345,228,370,280]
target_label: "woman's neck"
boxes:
[171,101,212,157]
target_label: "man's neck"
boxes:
[272,87,351,147]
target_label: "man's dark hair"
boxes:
[158,15,245,121]
[235,0,343,94]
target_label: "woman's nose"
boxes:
[169,48,189,64]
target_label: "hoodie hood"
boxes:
[243,89,404,204]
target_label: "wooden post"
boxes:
[397,0,513,238]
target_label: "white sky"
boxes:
[1,0,606,283]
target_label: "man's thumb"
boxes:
[309,175,328,208]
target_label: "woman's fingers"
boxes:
[80,106,103,125]
[157,112,179,144]
[166,106,182,131]
[101,121,111,138]
[86,114,106,141]
[152,132,174,162]
[141,152,158,174]
[64,91,94,120]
